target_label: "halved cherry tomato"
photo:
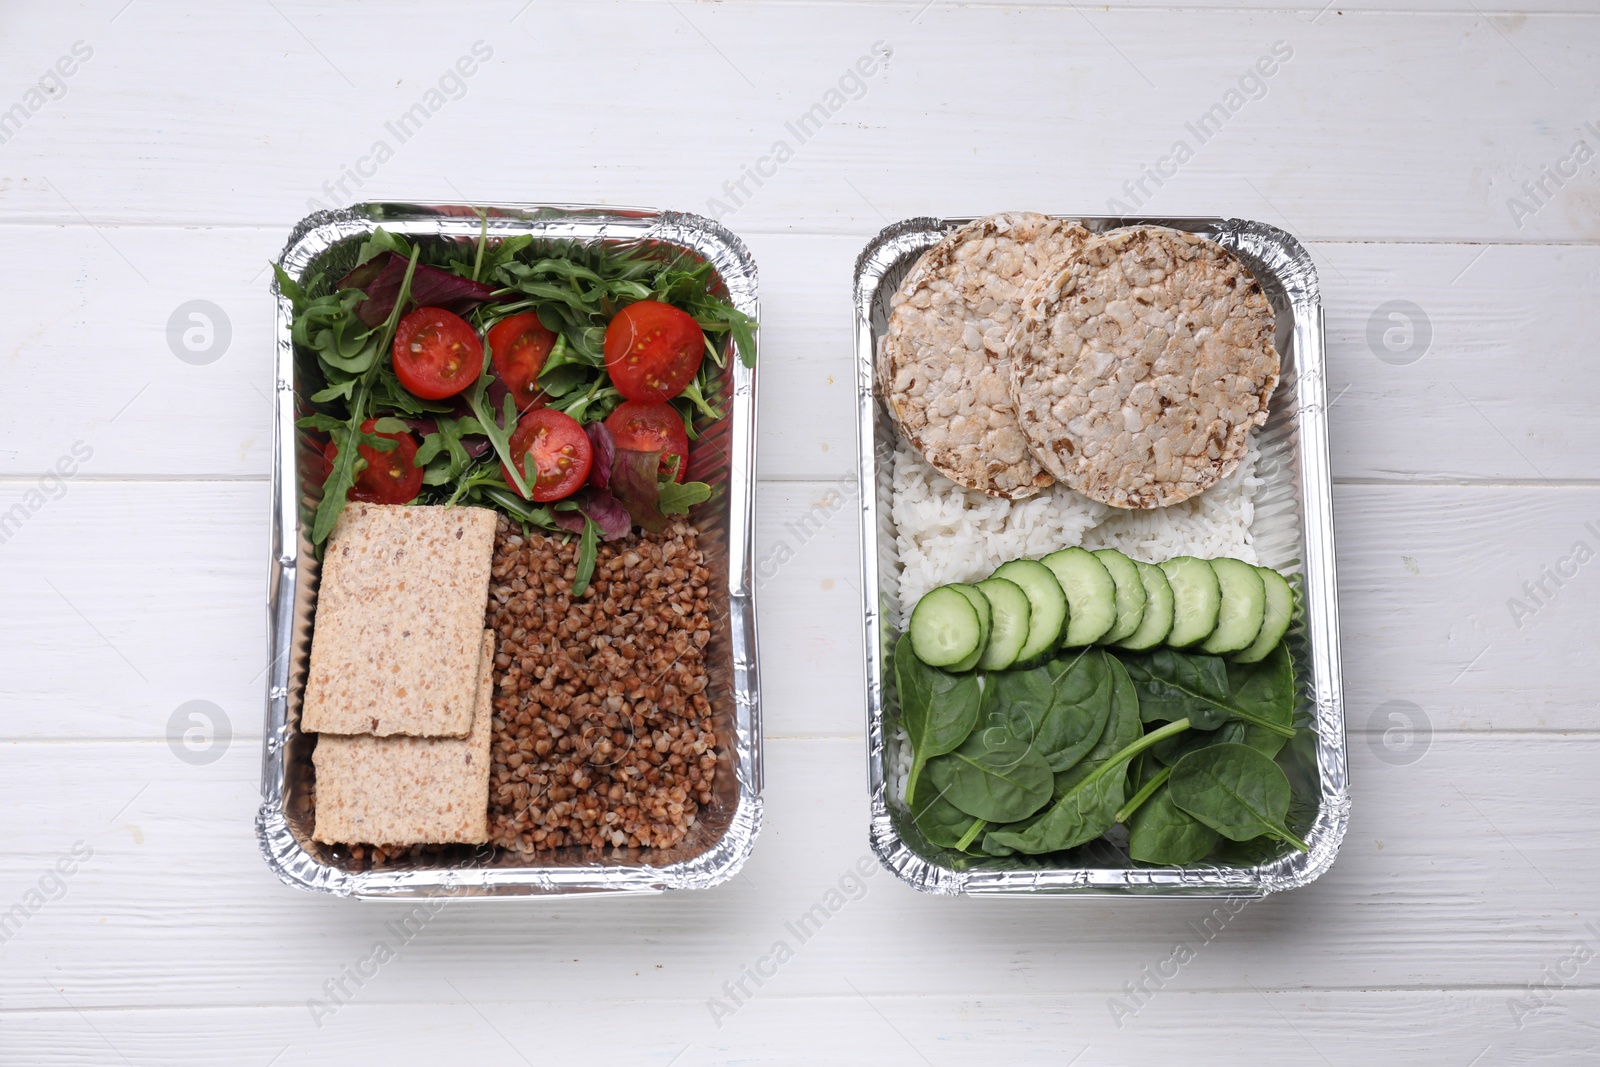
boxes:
[323,419,423,505]
[501,408,592,502]
[604,400,691,483]
[602,300,705,403]
[393,307,482,400]
[487,313,556,412]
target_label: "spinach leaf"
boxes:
[981,717,1192,855]
[1226,643,1295,753]
[893,634,982,807]
[982,650,1114,773]
[909,789,982,851]
[1128,783,1220,864]
[1122,647,1295,739]
[1167,742,1309,851]
[1097,653,1144,757]
[1150,722,1242,766]
[925,717,1053,823]
[1114,764,1171,824]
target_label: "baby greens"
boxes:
[278,223,757,578]
[982,651,1114,772]
[1121,644,1296,739]
[1128,783,1220,865]
[894,640,1308,867]
[1166,742,1309,852]
[925,721,1054,824]
[894,634,982,807]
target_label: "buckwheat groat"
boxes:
[881,212,1090,498]
[1008,226,1279,509]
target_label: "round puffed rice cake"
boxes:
[1008,225,1279,509]
[880,212,1090,499]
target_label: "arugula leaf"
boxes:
[571,516,599,596]
[302,248,421,547]
[535,334,595,398]
[463,366,530,500]
[658,479,711,515]
[283,224,757,573]
[353,227,413,268]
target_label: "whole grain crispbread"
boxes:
[1007,225,1279,509]
[312,629,496,846]
[301,503,497,738]
[880,212,1090,499]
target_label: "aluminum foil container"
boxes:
[259,203,761,898]
[855,216,1347,897]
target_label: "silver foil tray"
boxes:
[855,216,1346,897]
[260,203,761,898]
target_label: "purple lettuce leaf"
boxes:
[610,448,668,533]
[339,252,496,327]
[552,489,632,541]
[585,421,616,491]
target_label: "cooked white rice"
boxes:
[885,432,1264,810]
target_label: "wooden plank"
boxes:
[1333,484,1600,734]
[0,479,869,742]
[4,228,1600,483]
[3,481,1599,740]
[0,5,1595,241]
[0,736,1596,1013]
[1,991,1596,1066]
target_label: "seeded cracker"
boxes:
[1008,226,1279,509]
[881,212,1090,498]
[312,630,495,845]
[301,503,497,737]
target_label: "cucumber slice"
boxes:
[1041,547,1118,647]
[974,577,1031,671]
[1159,556,1222,648]
[1116,561,1174,651]
[909,586,982,668]
[945,584,993,672]
[989,559,1067,665]
[1232,567,1295,664]
[1200,558,1268,654]
[1091,548,1147,644]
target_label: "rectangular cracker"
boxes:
[301,503,496,738]
[312,630,496,845]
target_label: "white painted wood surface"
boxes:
[2,2,1597,1064]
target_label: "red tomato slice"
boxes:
[603,300,705,403]
[487,313,556,412]
[393,307,482,400]
[323,419,423,505]
[604,400,691,483]
[501,408,593,502]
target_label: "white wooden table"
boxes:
[3,2,1598,1063]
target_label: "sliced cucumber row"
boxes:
[906,549,1297,672]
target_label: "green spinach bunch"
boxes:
[893,639,1311,866]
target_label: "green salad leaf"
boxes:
[925,720,1054,824]
[1122,646,1296,740]
[277,222,758,571]
[1167,742,1309,852]
[893,634,982,807]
